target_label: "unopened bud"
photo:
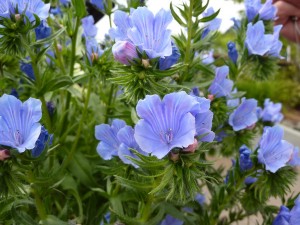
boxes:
[142,59,150,68]
[112,41,138,65]
[0,149,10,161]
[207,94,214,101]
[15,14,21,21]
[91,52,98,62]
[183,139,198,153]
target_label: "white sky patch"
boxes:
[95,0,244,41]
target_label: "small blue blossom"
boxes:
[195,193,205,205]
[85,38,104,64]
[91,0,104,11]
[208,66,233,98]
[20,60,35,80]
[50,7,62,16]
[229,98,258,131]
[134,92,199,159]
[160,215,183,225]
[239,145,253,171]
[245,21,283,58]
[190,87,200,97]
[32,126,52,157]
[201,7,221,39]
[201,50,215,65]
[288,147,300,167]
[46,101,55,117]
[227,41,238,64]
[0,94,42,153]
[95,119,126,160]
[244,176,257,185]
[245,0,277,22]
[117,125,147,168]
[81,15,98,39]
[258,126,294,173]
[112,41,138,65]
[273,196,300,225]
[259,99,283,123]
[227,88,240,108]
[35,20,52,40]
[159,42,181,70]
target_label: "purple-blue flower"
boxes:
[0,0,12,18]
[288,147,300,167]
[117,125,147,168]
[258,126,294,173]
[109,7,173,59]
[244,176,257,185]
[259,99,283,123]
[201,50,215,65]
[159,42,181,70]
[91,0,104,11]
[245,0,277,22]
[227,41,238,64]
[227,88,240,108]
[239,145,253,171]
[60,0,70,6]
[35,20,52,40]
[112,41,138,65]
[208,66,233,98]
[245,21,283,57]
[273,196,300,225]
[32,126,52,157]
[82,15,98,39]
[85,38,103,64]
[229,98,258,131]
[95,119,126,160]
[201,7,221,39]
[134,92,199,159]
[20,60,35,80]
[160,215,183,225]
[10,88,19,99]
[0,94,42,153]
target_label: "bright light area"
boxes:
[95,0,244,41]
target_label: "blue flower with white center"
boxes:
[208,66,233,98]
[227,41,238,64]
[95,119,126,160]
[289,147,300,167]
[239,145,253,171]
[134,92,199,159]
[0,94,42,153]
[245,0,277,22]
[259,98,283,123]
[258,126,294,173]
[117,125,147,168]
[229,98,258,131]
[273,196,300,225]
[85,38,103,64]
[81,15,98,39]
[109,7,173,59]
[35,20,52,40]
[32,126,52,157]
[91,0,104,11]
[245,21,283,58]
[201,7,221,39]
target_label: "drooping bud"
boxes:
[112,41,138,65]
[0,149,10,161]
[227,41,238,64]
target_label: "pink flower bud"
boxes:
[183,139,198,153]
[207,94,214,101]
[0,149,10,161]
[112,41,138,65]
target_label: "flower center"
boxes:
[14,130,23,146]
[160,128,173,144]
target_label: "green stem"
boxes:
[104,84,116,124]
[61,76,93,170]
[140,196,153,222]
[182,0,194,82]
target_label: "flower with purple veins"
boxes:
[0,0,12,19]
[245,0,277,22]
[95,119,126,160]
[81,15,98,39]
[258,126,294,173]
[134,92,199,159]
[0,94,42,153]
[208,66,233,98]
[259,98,283,123]
[239,145,253,171]
[201,7,221,39]
[112,41,138,65]
[117,125,147,168]
[273,196,300,225]
[229,98,258,131]
[35,20,52,40]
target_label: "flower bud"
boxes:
[227,41,238,64]
[142,59,150,68]
[183,139,198,153]
[112,41,138,65]
[0,149,10,161]
[15,14,21,21]
[207,94,214,101]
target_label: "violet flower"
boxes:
[208,66,233,98]
[112,41,138,65]
[239,145,253,171]
[273,196,300,225]
[81,15,98,39]
[259,98,283,123]
[35,20,52,40]
[201,7,222,39]
[245,0,277,22]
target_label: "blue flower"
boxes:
[95,119,126,160]
[32,126,52,157]
[160,215,183,225]
[231,18,241,30]
[259,99,283,123]
[81,16,98,39]
[117,125,147,168]
[195,193,205,205]
[91,0,104,11]
[159,42,181,70]
[10,88,19,99]
[244,176,257,185]
[229,98,258,131]
[273,196,300,225]
[134,92,199,159]
[245,21,283,57]
[35,20,52,40]
[0,94,42,153]
[245,0,277,22]
[60,0,70,6]
[289,147,300,167]
[110,7,173,59]
[0,0,12,18]
[227,41,238,64]
[190,87,200,97]
[112,41,138,65]
[258,126,294,173]
[85,38,103,64]
[201,7,221,39]
[46,101,55,117]
[208,66,233,98]
[20,60,35,80]
[201,50,215,65]
[239,145,253,171]
[227,88,240,108]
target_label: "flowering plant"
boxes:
[0,0,299,224]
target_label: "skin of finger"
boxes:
[273,0,300,8]
[280,21,300,42]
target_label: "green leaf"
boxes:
[199,9,220,23]
[11,200,38,225]
[170,3,187,27]
[42,215,69,225]
[38,76,73,95]
[72,0,86,17]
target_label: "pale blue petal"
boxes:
[259,126,283,152]
[195,111,214,142]
[289,147,300,166]
[97,142,118,160]
[109,10,132,41]
[259,0,277,20]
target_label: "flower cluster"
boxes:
[273,196,300,225]
[258,98,283,123]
